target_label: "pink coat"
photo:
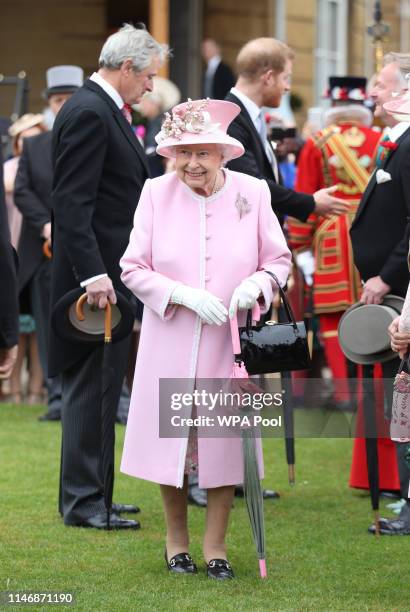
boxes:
[120,169,292,488]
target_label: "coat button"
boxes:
[205,210,212,217]
[205,275,211,282]
[205,234,211,240]
[205,253,211,260]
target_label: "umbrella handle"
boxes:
[75,293,113,343]
[43,239,52,259]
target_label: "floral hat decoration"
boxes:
[155,98,245,161]
[383,73,410,122]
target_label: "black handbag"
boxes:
[237,271,311,375]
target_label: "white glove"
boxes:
[295,250,315,286]
[229,279,261,318]
[171,285,228,325]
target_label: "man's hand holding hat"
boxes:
[361,275,391,305]
[86,277,117,309]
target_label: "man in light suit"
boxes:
[350,53,410,535]
[0,147,18,378]
[51,24,167,529]
[15,65,83,421]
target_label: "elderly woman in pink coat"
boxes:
[120,99,291,579]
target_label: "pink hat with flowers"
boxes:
[383,75,410,121]
[155,98,245,161]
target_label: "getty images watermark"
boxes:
[159,378,284,438]
[159,377,395,439]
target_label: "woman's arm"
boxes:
[120,179,181,321]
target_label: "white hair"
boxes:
[384,52,410,89]
[170,143,230,164]
[99,23,168,72]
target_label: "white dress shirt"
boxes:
[230,87,279,181]
[387,121,410,143]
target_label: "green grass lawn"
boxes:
[0,402,408,611]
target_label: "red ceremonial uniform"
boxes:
[288,118,399,491]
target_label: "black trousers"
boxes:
[30,259,62,410]
[59,336,130,524]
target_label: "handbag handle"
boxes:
[230,303,260,359]
[245,271,298,331]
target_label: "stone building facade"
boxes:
[0,0,409,123]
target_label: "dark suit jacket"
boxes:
[350,127,410,297]
[225,92,315,224]
[0,149,19,348]
[14,131,53,291]
[206,61,235,100]
[49,79,150,376]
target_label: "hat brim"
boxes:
[338,294,404,364]
[51,288,135,345]
[43,85,80,99]
[339,344,395,365]
[156,133,245,162]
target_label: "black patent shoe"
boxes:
[207,558,234,580]
[165,550,198,574]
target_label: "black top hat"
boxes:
[338,294,404,365]
[326,76,367,102]
[51,288,135,345]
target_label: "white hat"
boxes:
[44,65,83,98]
[8,113,45,138]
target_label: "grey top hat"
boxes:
[43,65,84,98]
[338,295,404,364]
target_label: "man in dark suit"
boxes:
[14,65,83,420]
[51,24,166,529]
[221,37,349,502]
[350,53,410,535]
[0,148,18,378]
[226,37,348,224]
[201,39,235,100]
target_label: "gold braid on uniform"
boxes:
[311,126,340,189]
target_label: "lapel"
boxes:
[83,80,150,176]
[226,92,277,182]
[352,126,410,225]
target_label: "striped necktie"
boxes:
[375,133,391,168]
[121,103,133,125]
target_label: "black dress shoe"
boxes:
[234,485,280,500]
[187,485,207,507]
[112,502,140,514]
[164,550,198,574]
[70,511,140,530]
[368,517,410,535]
[38,410,61,422]
[207,558,234,580]
[262,489,280,500]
